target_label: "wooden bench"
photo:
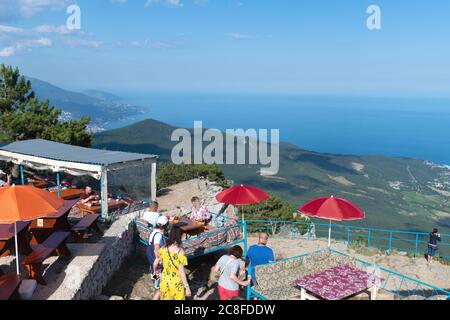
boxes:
[0,274,22,300]
[23,232,71,285]
[71,214,101,241]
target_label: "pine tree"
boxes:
[0,64,92,147]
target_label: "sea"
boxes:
[105,93,450,166]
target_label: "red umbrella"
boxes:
[299,196,365,247]
[216,185,270,220]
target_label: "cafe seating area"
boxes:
[135,212,244,259]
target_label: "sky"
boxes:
[0,0,450,96]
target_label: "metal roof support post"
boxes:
[100,166,109,219]
[20,165,25,185]
[151,159,157,201]
[56,172,61,198]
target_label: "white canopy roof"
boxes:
[0,139,158,179]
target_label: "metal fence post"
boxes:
[368,229,372,248]
[414,233,419,257]
[307,223,311,241]
[389,231,393,253]
[346,227,350,244]
[291,223,295,240]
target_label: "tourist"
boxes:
[147,215,169,300]
[142,201,161,227]
[0,170,11,187]
[190,196,211,223]
[427,228,442,264]
[246,233,275,285]
[115,186,136,205]
[213,245,250,300]
[155,228,191,300]
[80,186,99,205]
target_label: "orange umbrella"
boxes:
[0,185,64,274]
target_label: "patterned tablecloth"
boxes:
[294,264,383,300]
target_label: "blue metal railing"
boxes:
[245,220,450,259]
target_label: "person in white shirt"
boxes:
[147,215,169,300]
[142,201,160,227]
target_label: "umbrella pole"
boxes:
[14,222,20,275]
[328,220,332,248]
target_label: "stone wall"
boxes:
[74,211,140,300]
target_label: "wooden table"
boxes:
[0,221,32,257]
[172,219,206,236]
[29,199,78,244]
[50,188,84,200]
[78,200,127,216]
[294,264,383,301]
[28,179,51,189]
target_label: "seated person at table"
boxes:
[142,201,161,227]
[80,186,99,205]
[114,186,137,206]
[0,170,11,187]
[190,196,211,224]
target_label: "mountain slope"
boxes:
[29,78,145,128]
[94,119,450,233]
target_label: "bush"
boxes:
[156,162,230,191]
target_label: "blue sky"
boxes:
[0,0,450,96]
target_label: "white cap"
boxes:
[157,216,169,227]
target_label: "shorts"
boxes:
[427,244,437,257]
[218,285,240,300]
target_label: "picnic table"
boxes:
[294,264,383,300]
[50,188,84,200]
[29,199,78,244]
[0,221,32,257]
[0,274,22,300]
[78,199,127,216]
[172,219,206,237]
[23,231,71,285]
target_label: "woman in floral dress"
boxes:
[156,228,192,300]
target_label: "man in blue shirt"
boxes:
[246,233,275,285]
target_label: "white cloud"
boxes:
[0,25,24,34]
[0,0,70,22]
[145,0,183,8]
[0,46,16,57]
[61,37,101,48]
[110,0,128,4]
[18,0,70,17]
[0,37,52,57]
[33,24,72,34]
[226,32,254,40]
